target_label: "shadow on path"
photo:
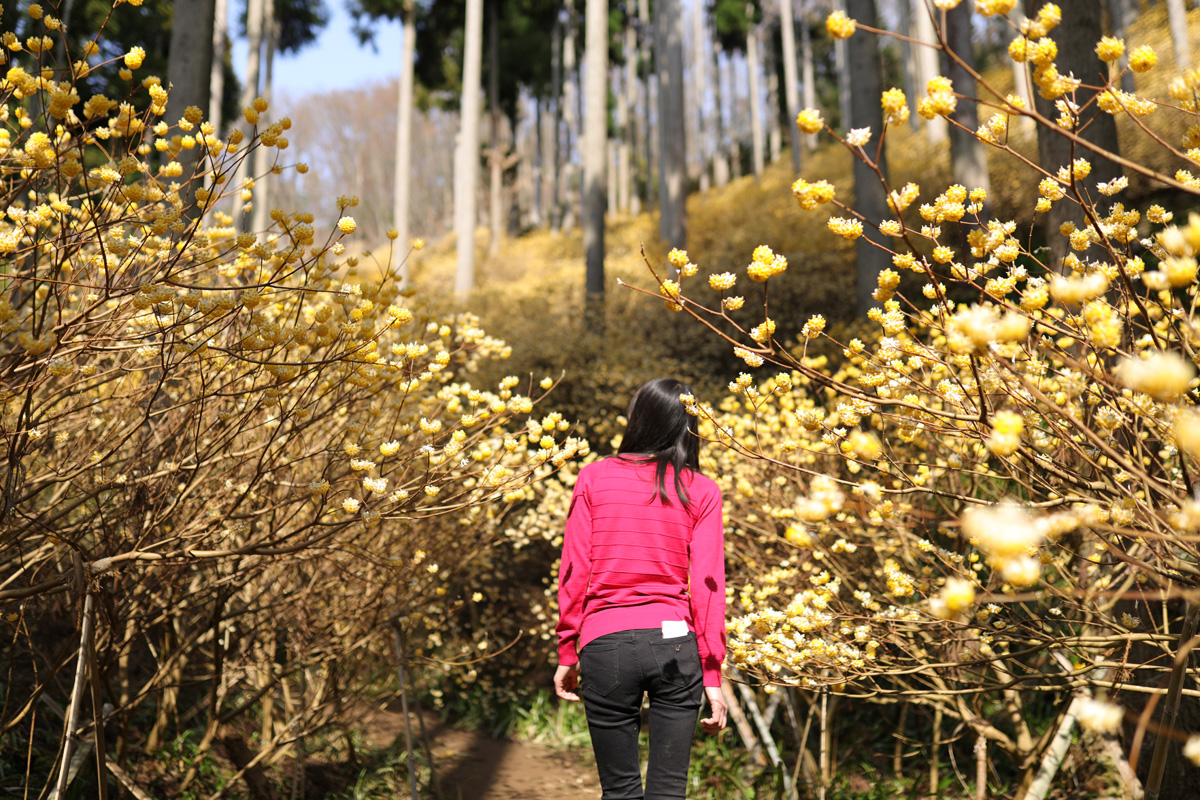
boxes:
[354,701,601,800]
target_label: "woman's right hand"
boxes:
[554,662,581,702]
[701,685,727,734]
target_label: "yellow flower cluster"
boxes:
[825,10,856,40]
[881,88,910,126]
[796,108,824,134]
[791,178,836,210]
[975,0,1015,16]
[747,244,788,282]
[827,217,863,240]
[918,76,957,119]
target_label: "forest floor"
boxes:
[360,704,603,800]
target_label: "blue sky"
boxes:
[229,2,405,97]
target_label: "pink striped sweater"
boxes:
[555,457,727,686]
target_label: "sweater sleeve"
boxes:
[689,485,727,686]
[555,470,592,666]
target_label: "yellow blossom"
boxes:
[1116,352,1195,401]
[825,10,856,39]
[1095,36,1124,62]
[881,88,910,125]
[1129,45,1156,73]
[791,178,835,210]
[802,315,826,339]
[796,108,824,134]
[975,0,1015,15]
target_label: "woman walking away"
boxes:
[554,377,728,800]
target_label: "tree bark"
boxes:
[454,0,484,294]
[550,18,563,232]
[561,1,579,232]
[621,19,637,214]
[692,0,709,190]
[747,13,765,177]
[1005,6,1035,136]
[488,1,503,256]
[639,0,654,213]
[712,41,729,187]
[726,50,741,179]
[779,0,802,172]
[249,0,277,235]
[1106,0,1137,93]
[800,3,818,150]
[392,0,416,281]
[656,0,687,248]
[942,3,991,206]
[897,0,920,128]
[608,137,619,215]
[1025,0,1122,274]
[584,0,607,328]
[765,28,781,162]
[846,0,890,317]
[231,0,264,230]
[834,0,851,132]
[1166,0,1191,71]
[531,97,544,227]
[912,0,947,144]
[209,0,227,136]
[165,0,216,214]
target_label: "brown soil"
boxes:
[361,706,603,800]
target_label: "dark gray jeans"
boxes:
[579,628,704,800]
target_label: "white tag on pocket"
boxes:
[662,620,688,639]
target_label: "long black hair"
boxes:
[616,377,701,506]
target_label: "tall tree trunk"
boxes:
[1106,0,1137,93]
[621,19,637,214]
[715,53,734,181]
[209,0,227,136]
[393,0,416,281]
[231,0,264,230]
[166,0,216,214]
[942,3,991,207]
[712,42,729,187]
[584,0,607,328]
[1025,0,1122,274]
[550,19,563,232]
[765,29,781,162]
[454,0,484,294]
[912,0,947,144]
[1005,6,1035,136]
[561,1,579,232]
[656,0,687,247]
[747,14,765,177]
[1166,0,1192,70]
[250,0,276,235]
[897,0,920,128]
[488,2,503,256]
[846,0,889,316]
[779,0,802,172]
[532,98,544,227]
[799,4,817,150]
[608,137,619,215]
[639,0,654,213]
[515,106,531,232]
[833,0,851,131]
[692,0,709,190]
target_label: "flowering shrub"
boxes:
[636,1,1200,791]
[0,6,583,794]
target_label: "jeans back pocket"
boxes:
[580,641,622,697]
[651,634,700,686]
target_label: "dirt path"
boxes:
[363,706,603,800]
